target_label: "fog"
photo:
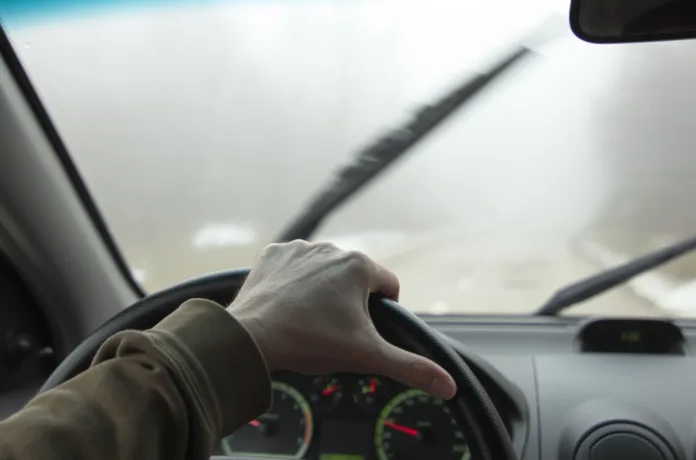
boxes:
[5,0,696,314]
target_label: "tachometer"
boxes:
[221,381,313,458]
[375,389,470,460]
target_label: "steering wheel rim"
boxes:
[40,268,517,460]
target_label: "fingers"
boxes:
[353,253,449,397]
[373,341,457,400]
[365,257,400,301]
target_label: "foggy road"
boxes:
[5,0,696,316]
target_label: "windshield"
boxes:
[3,0,696,317]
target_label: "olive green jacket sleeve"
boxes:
[0,298,272,460]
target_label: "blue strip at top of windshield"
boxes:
[0,0,232,25]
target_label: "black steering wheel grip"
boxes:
[40,268,517,460]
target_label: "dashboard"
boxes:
[211,316,696,460]
[5,292,696,460]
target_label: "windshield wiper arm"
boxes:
[535,235,696,316]
[275,46,534,242]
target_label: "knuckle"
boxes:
[314,241,340,252]
[344,250,371,272]
[259,240,308,259]
[259,242,282,256]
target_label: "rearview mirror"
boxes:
[570,0,696,43]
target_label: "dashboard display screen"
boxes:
[577,319,685,355]
[320,455,364,460]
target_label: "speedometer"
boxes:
[375,389,470,460]
[221,381,313,458]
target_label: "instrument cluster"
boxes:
[218,370,470,460]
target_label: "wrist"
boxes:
[228,308,277,371]
[154,299,272,435]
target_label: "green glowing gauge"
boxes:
[222,381,313,459]
[375,389,470,460]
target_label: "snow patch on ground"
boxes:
[191,222,257,250]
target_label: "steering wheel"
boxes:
[39,268,517,460]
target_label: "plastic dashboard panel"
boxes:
[427,316,696,460]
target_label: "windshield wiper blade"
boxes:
[535,235,696,316]
[275,46,534,242]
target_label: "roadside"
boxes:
[345,224,664,317]
[127,220,672,318]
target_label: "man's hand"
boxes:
[228,240,457,400]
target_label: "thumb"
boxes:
[376,341,457,400]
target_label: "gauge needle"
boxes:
[383,421,420,438]
[322,385,338,395]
